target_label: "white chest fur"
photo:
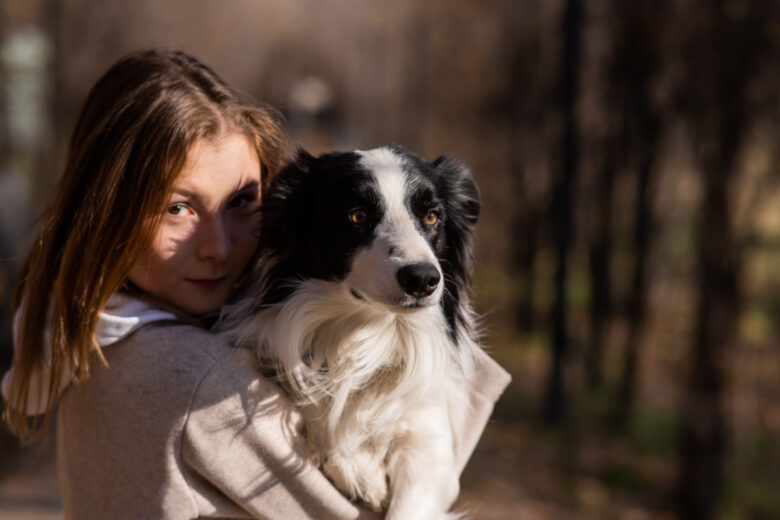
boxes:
[226,279,471,518]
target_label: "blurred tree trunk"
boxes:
[679,80,744,520]
[598,0,665,424]
[42,0,65,200]
[614,116,659,425]
[675,1,771,516]
[43,0,63,129]
[512,155,538,333]
[502,4,548,336]
[679,127,740,520]
[586,136,617,388]
[544,0,581,425]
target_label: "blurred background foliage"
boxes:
[1,1,780,519]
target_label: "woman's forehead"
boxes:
[175,133,261,194]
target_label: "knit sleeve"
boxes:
[180,347,381,520]
[180,346,510,519]
[451,348,513,474]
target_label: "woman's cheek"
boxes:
[156,221,198,257]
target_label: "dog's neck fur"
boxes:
[224,278,472,452]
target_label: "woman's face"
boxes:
[128,132,261,316]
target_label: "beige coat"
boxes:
[57,322,511,519]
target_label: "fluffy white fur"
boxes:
[224,273,477,519]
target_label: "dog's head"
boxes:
[257,145,480,335]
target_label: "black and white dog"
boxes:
[223,145,481,519]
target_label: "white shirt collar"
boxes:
[1,292,177,415]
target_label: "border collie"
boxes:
[222,145,481,520]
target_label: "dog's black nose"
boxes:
[396,263,441,297]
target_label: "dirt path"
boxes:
[0,437,62,520]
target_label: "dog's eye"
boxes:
[349,209,368,225]
[424,210,439,226]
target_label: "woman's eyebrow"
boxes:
[230,179,260,196]
[172,188,200,200]
[172,180,259,201]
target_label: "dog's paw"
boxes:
[322,450,389,511]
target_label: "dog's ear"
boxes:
[432,155,480,226]
[431,155,480,342]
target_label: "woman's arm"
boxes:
[451,348,513,473]
[181,347,381,519]
[181,347,510,519]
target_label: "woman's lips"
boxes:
[187,277,226,290]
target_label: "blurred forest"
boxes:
[1,1,780,519]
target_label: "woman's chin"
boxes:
[168,287,229,318]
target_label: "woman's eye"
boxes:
[348,209,368,225]
[424,210,439,226]
[167,204,191,217]
[229,194,253,210]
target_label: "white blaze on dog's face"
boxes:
[256,144,480,326]
[344,148,444,310]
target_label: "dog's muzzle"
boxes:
[396,263,441,298]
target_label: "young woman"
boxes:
[1,50,510,519]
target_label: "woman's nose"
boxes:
[195,215,232,263]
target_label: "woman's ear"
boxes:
[432,155,480,226]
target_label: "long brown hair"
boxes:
[6,49,290,440]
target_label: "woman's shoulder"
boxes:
[95,321,240,394]
[59,321,257,446]
[124,321,233,360]
[57,321,257,519]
